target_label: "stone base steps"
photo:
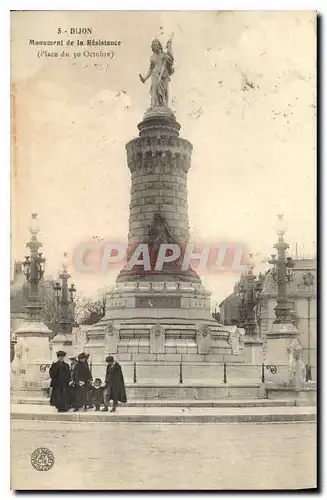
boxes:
[122,383,263,400]
[13,382,264,401]
[11,398,303,407]
[10,404,316,424]
[12,382,316,404]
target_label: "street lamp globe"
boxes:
[275,213,286,236]
[29,213,40,236]
[247,253,255,272]
[62,252,69,272]
[69,283,77,302]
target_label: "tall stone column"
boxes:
[117,109,199,283]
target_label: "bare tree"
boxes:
[12,271,110,334]
[40,278,88,337]
[80,294,107,325]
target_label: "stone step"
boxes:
[13,382,264,401]
[11,398,300,407]
[10,404,316,424]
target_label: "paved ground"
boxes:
[11,420,316,490]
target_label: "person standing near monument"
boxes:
[85,353,94,409]
[49,350,71,412]
[92,378,105,411]
[102,355,127,412]
[73,352,92,411]
[68,356,78,409]
[139,35,174,108]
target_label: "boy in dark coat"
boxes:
[102,355,127,412]
[73,352,92,411]
[92,378,104,411]
[49,351,71,412]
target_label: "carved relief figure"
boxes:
[139,35,174,108]
[151,323,164,337]
[11,339,29,389]
[148,212,181,270]
[148,212,175,245]
[107,323,115,337]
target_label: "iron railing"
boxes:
[128,362,278,385]
[32,361,317,386]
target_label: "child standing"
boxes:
[92,378,104,411]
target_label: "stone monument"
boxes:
[85,36,242,377]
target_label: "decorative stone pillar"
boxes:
[105,322,119,354]
[196,325,212,354]
[12,214,53,398]
[266,214,299,365]
[150,322,165,353]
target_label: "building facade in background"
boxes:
[219,258,317,367]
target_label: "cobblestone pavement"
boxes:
[11,420,316,490]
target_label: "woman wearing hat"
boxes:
[68,357,78,409]
[49,351,71,412]
[72,353,92,411]
[85,354,94,409]
[102,355,127,412]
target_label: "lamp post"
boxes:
[268,214,295,325]
[212,306,220,323]
[22,213,46,320]
[12,213,52,396]
[303,271,315,381]
[235,257,265,364]
[265,213,300,368]
[254,273,265,336]
[237,280,246,328]
[53,253,76,335]
[236,256,264,338]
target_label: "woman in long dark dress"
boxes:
[73,352,92,411]
[49,350,71,412]
[102,356,127,412]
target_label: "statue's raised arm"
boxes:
[166,32,174,58]
[139,34,175,109]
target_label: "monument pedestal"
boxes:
[11,319,52,398]
[266,322,299,363]
[264,321,300,384]
[243,336,263,364]
[50,331,73,360]
[85,280,239,365]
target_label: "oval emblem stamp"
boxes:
[31,447,55,471]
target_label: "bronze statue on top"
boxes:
[139,34,174,109]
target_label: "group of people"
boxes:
[49,351,127,413]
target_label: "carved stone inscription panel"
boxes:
[135,296,181,308]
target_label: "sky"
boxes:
[11,10,316,306]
